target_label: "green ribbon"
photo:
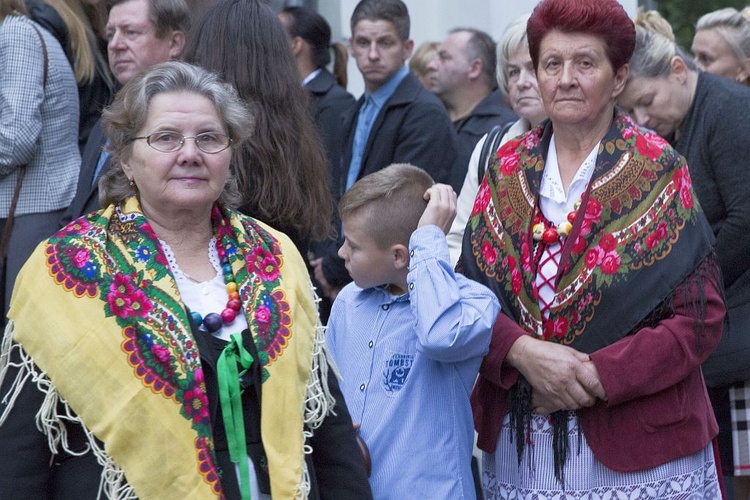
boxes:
[217,332,255,500]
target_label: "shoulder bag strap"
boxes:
[0,23,49,261]
[477,121,514,181]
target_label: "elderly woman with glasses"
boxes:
[0,61,371,499]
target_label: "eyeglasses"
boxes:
[131,131,233,154]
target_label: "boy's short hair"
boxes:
[339,164,434,249]
[350,0,410,41]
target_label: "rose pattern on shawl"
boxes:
[635,133,665,160]
[45,206,231,496]
[45,219,101,297]
[467,112,702,343]
[472,181,491,216]
[45,202,298,496]
[673,165,694,210]
[249,247,281,282]
[106,273,154,319]
[226,217,293,378]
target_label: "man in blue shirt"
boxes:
[311,0,458,300]
[326,164,499,499]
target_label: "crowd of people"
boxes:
[0,0,748,497]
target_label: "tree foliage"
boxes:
[650,0,748,50]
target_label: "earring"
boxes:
[129,179,135,187]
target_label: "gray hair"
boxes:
[629,10,696,80]
[100,61,254,208]
[496,13,531,96]
[696,7,750,64]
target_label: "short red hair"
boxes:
[527,0,635,71]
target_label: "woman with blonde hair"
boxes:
[409,40,439,89]
[30,0,114,149]
[620,9,750,498]
[447,12,547,265]
[692,7,750,85]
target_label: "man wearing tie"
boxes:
[311,0,458,299]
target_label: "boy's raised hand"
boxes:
[418,184,457,234]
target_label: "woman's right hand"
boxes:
[507,335,602,413]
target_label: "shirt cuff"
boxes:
[408,225,451,268]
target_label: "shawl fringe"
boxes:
[303,285,336,432]
[0,287,338,500]
[0,322,136,499]
[507,253,721,486]
[296,284,337,498]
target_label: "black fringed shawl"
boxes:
[458,109,717,483]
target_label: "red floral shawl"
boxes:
[459,110,715,354]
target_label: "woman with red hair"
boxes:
[459,0,724,496]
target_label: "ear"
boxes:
[468,58,483,81]
[737,57,750,84]
[610,62,629,99]
[120,159,134,183]
[668,56,689,83]
[349,37,356,57]
[290,36,305,57]
[391,243,410,270]
[402,39,414,61]
[169,30,186,59]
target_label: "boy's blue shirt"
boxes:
[326,225,500,499]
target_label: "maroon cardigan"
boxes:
[472,274,725,472]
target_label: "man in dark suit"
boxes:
[279,6,355,177]
[428,28,517,192]
[61,0,189,225]
[311,0,458,299]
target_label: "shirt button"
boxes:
[201,286,210,295]
[359,383,366,391]
[368,340,374,348]
[409,283,415,290]
[382,304,389,311]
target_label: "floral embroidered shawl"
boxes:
[460,110,715,354]
[5,197,318,498]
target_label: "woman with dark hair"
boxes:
[184,0,332,260]
[460,0,724,496]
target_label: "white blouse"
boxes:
[535,135,598,314]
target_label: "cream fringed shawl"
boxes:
[0,197,333,498]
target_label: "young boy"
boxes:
[326,163,500,499]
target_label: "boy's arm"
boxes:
[408,185,500,363]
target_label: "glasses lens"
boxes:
[196,133,231,153]
[147,132,182,152]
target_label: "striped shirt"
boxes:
[327,225,499,499]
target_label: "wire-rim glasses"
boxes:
[132,131,233,154]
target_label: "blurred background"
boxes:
[256,0,746,97]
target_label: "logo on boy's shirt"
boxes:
[382,353,414,393]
